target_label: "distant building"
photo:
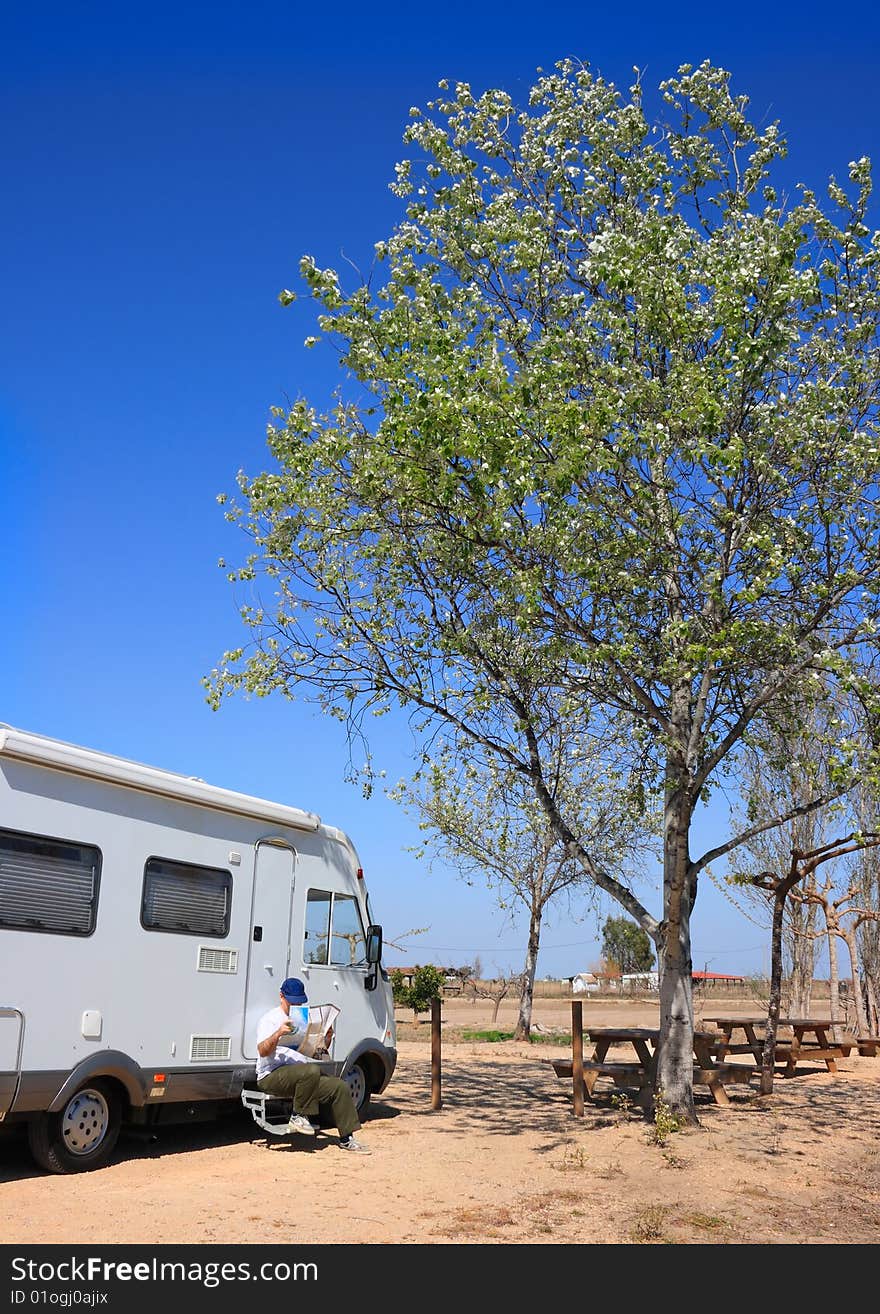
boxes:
[388,965,465,995]
[621,971,659,991]
[692,971,745,986]
[389,966,418,987]
[389,965,446,986]
[568,968,746,994]
[570,970,622,992]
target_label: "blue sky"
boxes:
[2,1,878,979]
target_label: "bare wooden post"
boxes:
[571,1000,584,1117]
[431,995,442,1110]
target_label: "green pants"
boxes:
[258,1063,360,1138]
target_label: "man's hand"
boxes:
[257,1018,293,1059]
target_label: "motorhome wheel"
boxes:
[344,1059,371,1114]
[27,1080,122,1174]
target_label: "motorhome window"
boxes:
[304,889,332,964]
[141,858,231,937]
[0,827,100,936]
[304,888,366,967]
[330,894,366,966]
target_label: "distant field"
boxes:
[393,991,780,1041]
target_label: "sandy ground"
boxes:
[2,997,879,1245]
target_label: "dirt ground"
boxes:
[2,996,879,1246]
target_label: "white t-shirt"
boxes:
[255,1004,312,1081]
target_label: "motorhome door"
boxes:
[0,1008,23,1118]
[242,841,296,1059]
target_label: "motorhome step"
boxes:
[240,1089,296,1135]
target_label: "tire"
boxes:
[27,1080,122,1174]
[343,1059,372,1116]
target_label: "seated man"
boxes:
[255,977,371,1154]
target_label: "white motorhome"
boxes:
[0,726,396,1173]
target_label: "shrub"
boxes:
[390,964,445,1015]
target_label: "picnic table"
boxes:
[703,1015,853,1076]
[550,1025,754,1110]
[775,1018,853,1075]
[702,1016,767,1064]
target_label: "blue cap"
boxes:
[280,977,308,1005]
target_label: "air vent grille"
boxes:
[197,946,239,974]
[190,1035,231,1061]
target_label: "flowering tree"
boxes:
[209,60,880,1120]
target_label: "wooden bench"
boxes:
[775,1043,853,1075]
[549,1057,755,1106]
[694,1064,754,1086]
[550,1057,650,1108]
[707,1036,855,1060]
[551,1058,646,1091]
[856,1036,879,1057]
[772,1040,853,1055]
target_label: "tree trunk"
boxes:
[866,976,879,1035]
[842,926,869,1037]
[491,996,502,1025]
[787,912,815,1016]
[760,885,788,1095]
[785,860,817,1016]
[513,902,541,1042]
[858,919,880,1035]
[788,965,812,1019]
[655,750,697,1124]
[827,926,842,1042]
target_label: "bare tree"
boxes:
[728,718,833,1012]
[857,900,880,1034]
[792,881,880,1040]
[468,970,527,1026]
[391,730,656,1040]
[746,833,880,1092]
[850,790,880,1033]
[839,908,880,1038]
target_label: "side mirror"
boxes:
[366,924,383,965]
[364,924,382,991]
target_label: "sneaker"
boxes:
[286,1114,316,1136]
[338,1135,371,1154]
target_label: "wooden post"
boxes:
[571,1000,584,1117]
[431,995,442,1110]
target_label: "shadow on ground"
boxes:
[0,1099,403,1183]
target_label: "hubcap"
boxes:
[61,1089,109,1156]
[345,1065,366,1109]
